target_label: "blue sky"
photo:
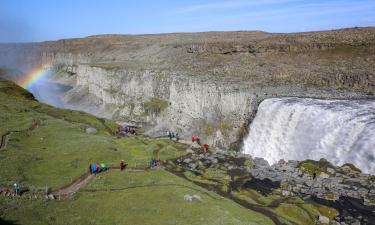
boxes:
[1,0,375,42]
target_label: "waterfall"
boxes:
[242,97,375,174]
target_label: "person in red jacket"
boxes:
[202,144,209,153]
[120,160,126,170]
[95,163,101,172]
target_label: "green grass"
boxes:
[0,170,274,225]
[90,63,122,70]
[341,163,362,173]
[143,97,169,113]
[299,158,337,177]
[233,190,334,225]
[0,79,184,190]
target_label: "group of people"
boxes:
[192,134,210,153]
[89,163,108,174]
[117,125,137,136]
[167,130,179,141]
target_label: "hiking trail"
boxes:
[0,132,10,151]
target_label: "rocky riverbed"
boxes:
[166,147,375,225]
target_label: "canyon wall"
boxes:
[59,64,255,148]
[1,28,375,148]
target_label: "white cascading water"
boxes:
[242,97,375,174]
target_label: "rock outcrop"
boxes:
[169,149,375,225]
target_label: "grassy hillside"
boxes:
[0,78,276,225]
[0,170,273,225]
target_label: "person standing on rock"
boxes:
[13,183,20,196]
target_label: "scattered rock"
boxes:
[85,127,98,134]
[184,194,201,202]
[319,172,330,179]
[192,195,202,201]
[188,163,197,170]
[318,215,330,224]
[48,194,55,200]
[183,195,193,201]
[253,157,270,169]
[327,167,336,174]
[185,149,194,154]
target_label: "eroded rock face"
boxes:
[60,64,256,147]
[0,28,374,148]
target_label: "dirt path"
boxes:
[0,132,10,151]
[52,172,95,197]
[51,167,150,198]
[0,119,40,152]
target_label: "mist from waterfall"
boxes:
[242,97,375,174]
[27,71,69,108]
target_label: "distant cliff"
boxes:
[0,27,374,148]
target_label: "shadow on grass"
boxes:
[0,218,19,225]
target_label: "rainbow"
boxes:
[18,66,51,91]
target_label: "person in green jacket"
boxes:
[100,162,108,172]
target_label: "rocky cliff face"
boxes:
[0,27,374,148]
[59,64,255,148]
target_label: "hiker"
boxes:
[91,164,97,174]
[95,163,101,173]
[175,133,179,141]
[13,183,20,196]
[89,164,93,174]
[202,144,210,154]
[196,137,201,145]
[100,162,107,172]
[168,131,172,140]
[129,127,136,135]
[120,160,126,170]
[151,159,158,168]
